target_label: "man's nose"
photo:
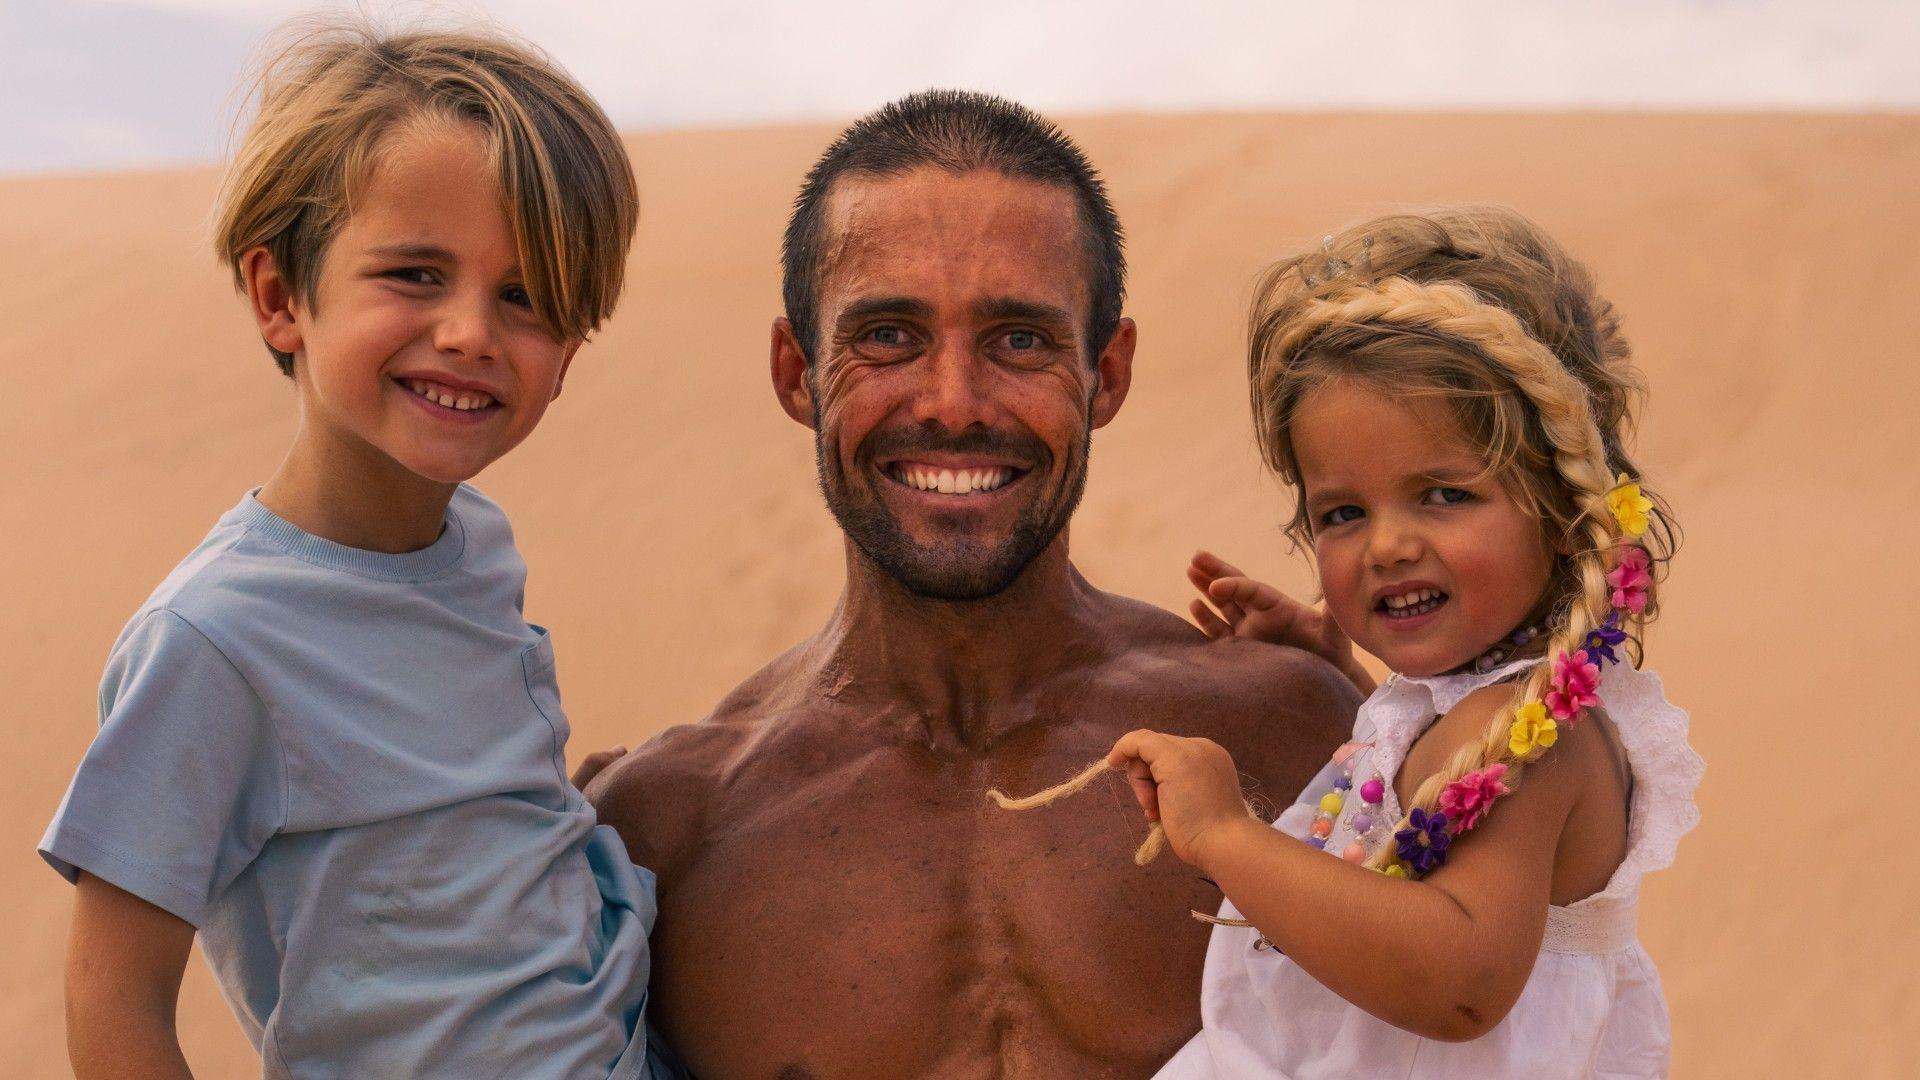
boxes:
[910,338,997,431]
[433,288,503,363]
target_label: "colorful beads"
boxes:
[1360,778,1385,804]
[1350,814,1374,834]
[1311,818,1333,839]
[1317,792,1344,815]
[1341,842,1367,862]
[1306,836,1326,849]
[1333,776,1353,791]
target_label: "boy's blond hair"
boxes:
[214,19,637,374]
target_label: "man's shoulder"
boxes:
[1092,591,1360,717]
[586,645,814,873]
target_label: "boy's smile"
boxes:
[262,121,577,496]
[1293,379,1555,677]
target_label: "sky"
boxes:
[3,0,1917,175]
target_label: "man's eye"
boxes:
[1005,329,1041,350]
[1425,487,1474,506]
[1321,505,1364,526]
[866,325,912,347]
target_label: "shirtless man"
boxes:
[590,91,1358,1078]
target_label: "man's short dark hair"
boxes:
[782,89,1126,364]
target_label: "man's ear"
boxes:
[240,247,304,359]
[551,340,583,401]
[1089,317,1136,430]
[770,317,817,429]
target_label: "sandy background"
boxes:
[3,113,1914,1077]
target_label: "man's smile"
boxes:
[881,459,1025,497]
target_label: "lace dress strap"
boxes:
[1542,661,1704,953]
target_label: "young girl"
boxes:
[39,23,668,1078]
[1115,207,1702,1077]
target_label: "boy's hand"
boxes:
[1107,729,1260,871]
[570,745,627,790]
[1187,550,1374,694]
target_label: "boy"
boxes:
[41,22,661,1078]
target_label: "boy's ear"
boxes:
[240,247,304,358]
[551,341,583,401]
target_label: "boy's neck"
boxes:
[257,424,459,554]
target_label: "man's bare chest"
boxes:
[650,743,1216,1077]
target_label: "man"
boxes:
[591,91,1357,1078]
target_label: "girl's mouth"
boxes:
[1378,587,1448,619]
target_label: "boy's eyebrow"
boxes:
[367,242,455,262]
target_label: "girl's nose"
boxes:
[1366,516,1425,569]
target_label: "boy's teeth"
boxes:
[894,465,1013,494]
[405,379,494,411]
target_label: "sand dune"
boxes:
[3,113,1914,1077]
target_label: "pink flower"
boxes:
[1545,649,1601,721]
[1438,763,1510,832]
[1607,546,1652,614]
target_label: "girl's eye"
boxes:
[1425,487,1474,506]
[1321,505,1365,526]
[386,267,435,286]
[501,285,532,309]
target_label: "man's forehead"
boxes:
[818,168,1089,314]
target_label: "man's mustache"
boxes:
[856,427,1049,468]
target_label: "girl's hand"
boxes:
[1107,729,1260,871]
[570,745,627,790]
[1187,550,1375,694]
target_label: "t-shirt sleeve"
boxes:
[39,608,286,927]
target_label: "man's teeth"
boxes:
[893,464,1014,495]
[403,378,495,412]
[1383,588,1446,613]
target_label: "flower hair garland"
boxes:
[1373,477,1658,879]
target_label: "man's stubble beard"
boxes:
[813,416,1092,603]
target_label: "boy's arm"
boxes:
[68,872,196,1079]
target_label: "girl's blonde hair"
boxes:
[214,19,637,374]
[1248,206,1676,870]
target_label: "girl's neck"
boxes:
[256,422,458,554]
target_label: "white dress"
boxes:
[1157,658,1704,1079]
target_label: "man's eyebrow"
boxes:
[837,296,934,324]
[974,297,1075,326]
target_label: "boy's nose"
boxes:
[433,291,503,363]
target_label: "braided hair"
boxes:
[1247,207,1677,873]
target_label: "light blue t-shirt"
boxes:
[41,487,658,1079]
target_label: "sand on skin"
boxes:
[1,113,1914,1077]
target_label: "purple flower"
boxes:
[1395,808,1452,875]
[1582,612,1628,666]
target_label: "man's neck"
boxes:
[807,536,1115,748]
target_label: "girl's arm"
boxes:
[1112,687,1610,1041]
[67,872,197,1079]
[1186,551,1375,694]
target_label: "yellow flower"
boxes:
[1607,473,1653,538]
[1509,701,1560,757]
[1381,862,1409,879]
